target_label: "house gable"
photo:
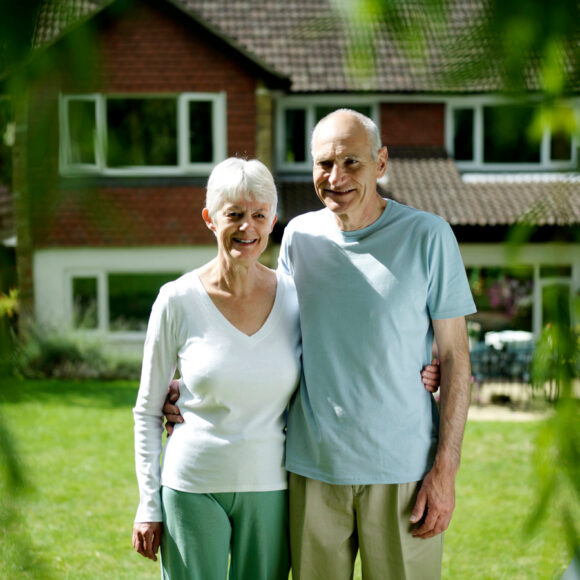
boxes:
[27,0,289,249]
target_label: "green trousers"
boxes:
[160,486,290,580]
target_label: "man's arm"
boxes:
[410,316,471,538]
[163,380,183,436]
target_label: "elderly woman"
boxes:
[132,157,301,579]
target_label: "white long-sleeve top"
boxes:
[134,270,301,522]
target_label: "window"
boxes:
[106,98,178,168]
[467,266,534,339]
[72,276,99,329]
[60,93,226,176]
[483,105,539,164]
[108,273,181,331]
[447,100,578,170]
[70,271,181,333]
[277,100,378,171]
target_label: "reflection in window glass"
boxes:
[68,99,97,165]
[189,101,213,163]
[72,276,98,329]
[467,267,534,339]
[107,98,178,167]
[284,109,306,163]
[542,283,571,328]
[453,108,474,161]
[483,105,540,163]
[550,129,572,161]
[108,273,181,331]
[540,264,572,278]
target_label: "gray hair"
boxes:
[311,108,382,160]
[206,157,278,223]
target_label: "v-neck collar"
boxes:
[193,270,281,341]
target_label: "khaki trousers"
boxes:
[289,473,443,580]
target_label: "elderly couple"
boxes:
[132,109,476,580]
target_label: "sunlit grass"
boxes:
[0,380,576,579]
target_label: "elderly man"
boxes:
[165,109,475,579]
[279,109,475,580]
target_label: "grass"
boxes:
[0,379,576,579]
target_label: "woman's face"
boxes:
[204,199,277,264]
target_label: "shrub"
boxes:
[14,323,141,380]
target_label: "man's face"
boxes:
[312,112,387,230]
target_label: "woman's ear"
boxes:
[202,208,216,233]
[270,213,278,233]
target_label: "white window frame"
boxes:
[445,96,580,172]
[66,270,108,332]
[275,96,380,173]
[59,92,227,177]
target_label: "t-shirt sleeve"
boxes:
[427,221,477,320]
[277,225,293,276]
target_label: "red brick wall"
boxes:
[95,1,256,157]
[380,103,445,148]
[35,0,259,248]
[37,187,213,247]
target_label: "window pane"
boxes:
[467,266,534,337]
[550,129,572,161]
[68,99,97,165]
[189,101,213,163]
[483,105,540,163]
[284,109,306,163]
[108,273,181,331]
[72,276,98,329]
[542,283,571,328]
[540,264,572,277]
[107,98,177,167]
[453,108,474,161]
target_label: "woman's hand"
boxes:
[133,522,162,561]
[421,359,441,393]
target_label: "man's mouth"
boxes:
[233,238,257,245]
[325,188,355,196]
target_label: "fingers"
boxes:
[410,487,427,526]
[412,509,450,539]
[410,477,454,539]
[133,523,162,561]
[163,411,182,422]
[168,380,181,401]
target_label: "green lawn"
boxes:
[0,379,576,579]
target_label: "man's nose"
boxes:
[328,164,343,185]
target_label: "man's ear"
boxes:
[376,146,388,178]
[202,208,216,233]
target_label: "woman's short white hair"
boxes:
[311,108,382,160]
[206,157,278,223]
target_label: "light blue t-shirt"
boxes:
[278,200,476,485]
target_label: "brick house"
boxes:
[2,0,580,352]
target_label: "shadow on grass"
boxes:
[0,378,140,408]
